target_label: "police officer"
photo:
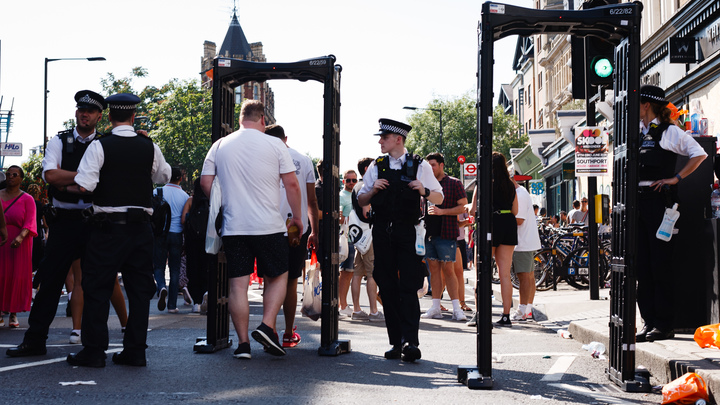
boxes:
[7,90,106,358]
[357,118,443,362]
[635,85,706,342]
[67,93,171,367]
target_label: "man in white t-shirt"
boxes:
[265,124,319,349]
[571,198,589,224]
[511,180,542,321]
[201,100,303,359]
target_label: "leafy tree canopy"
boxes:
[404,93,526,178]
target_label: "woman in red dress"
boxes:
[0,165,37,327]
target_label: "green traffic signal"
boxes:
[593,57,613,78]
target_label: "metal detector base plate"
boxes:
[317,339,351,356]
[607,371,651,393]
[457,366,493,389]
[193,337,233,353]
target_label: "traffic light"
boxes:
[570,37,586,99]
[586,36,615,87]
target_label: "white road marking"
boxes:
[541,356,576,381]
[0,347,122,373]
[548,383,635,404]
[499,352,578,357]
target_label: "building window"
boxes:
[538,72,543,89]
[527,85,532,106]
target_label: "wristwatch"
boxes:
[424,187,430,197]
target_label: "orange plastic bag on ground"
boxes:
[694,323,720,349]
[661,372,709,405]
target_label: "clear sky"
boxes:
[0,0,532,175]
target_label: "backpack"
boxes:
[185,196,210,240]
[151,187,172,237]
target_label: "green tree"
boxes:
[405,93,476,178]
[148,80,213,183]
[404,94,527,177]
[20,153,47,200]
[92,69,211,188]
[97,67,176,135]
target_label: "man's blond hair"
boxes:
[240,100,265,122]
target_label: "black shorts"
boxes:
[492,213,518,247]
[288,230,310,279]
[223,233,289,279]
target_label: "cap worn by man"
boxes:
[75,90,107,111]
[106,93,141,110]
[374,118,412,138]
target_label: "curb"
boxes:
[571,319,720,401]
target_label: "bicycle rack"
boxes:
[461,2,646,391]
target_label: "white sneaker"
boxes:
[421,306,443,319]
[511,308,531,321]
[339,307,353,317]
[69,330,81,344]
[192,304,201,313]
[452,309,467,321]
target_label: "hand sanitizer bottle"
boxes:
[656,203,680,242]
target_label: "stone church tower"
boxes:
[201,8,275,123]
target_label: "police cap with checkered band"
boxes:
[374,118,412,138]
[75,90,107,111]
[105,93,141,110]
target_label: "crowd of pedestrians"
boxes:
[1,98,552,367]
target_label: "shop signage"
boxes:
[699,16,720,60]
[529,179,545,196]
[574,126,609,176]
[668,37,697,63]
[0,142,22,156]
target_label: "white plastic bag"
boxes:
[301,259,322,321]
[338,223,349,262]
[347,210,372,255]
[205,177,223,254]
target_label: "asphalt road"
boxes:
[0,279,663,405]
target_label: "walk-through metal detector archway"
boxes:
[458,2,647,391]
[193,55,350,357]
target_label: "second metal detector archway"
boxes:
[458,2,647,391]
[193,55,350,357]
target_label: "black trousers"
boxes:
[24,213,89,346]
[372,221,424,347]
[184,233,209,304]
[81,221,155,357]
[637,195,676,331]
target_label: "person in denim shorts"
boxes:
[420,153,468,322]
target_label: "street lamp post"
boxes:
[44,57,106,153]
[403,106,443,154]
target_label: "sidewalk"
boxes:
[490,276,720,398]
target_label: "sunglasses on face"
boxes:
[582,200,588,203]
[346,179,357,183]
[6,172,20,178]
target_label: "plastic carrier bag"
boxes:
[661,372,708,405]
[694,323,720,349]
[301,250,322,321]
[205,177,223,254]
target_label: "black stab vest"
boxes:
[48,130,99,204]
[370,153,422,224]
[93,134,155,208]
[638,122,677,182]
